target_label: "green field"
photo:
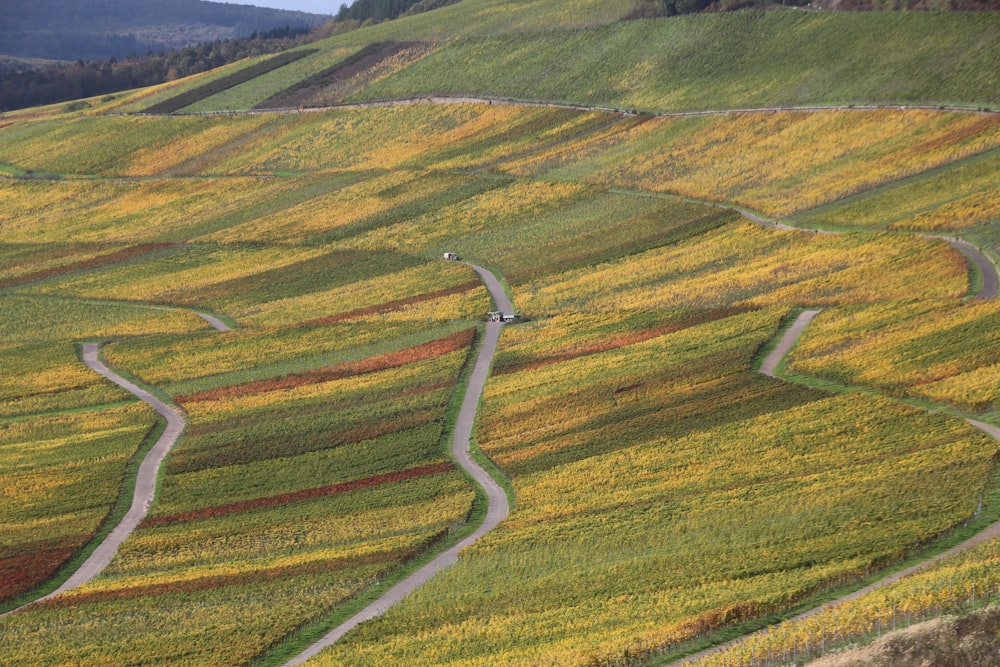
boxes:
[125,11,1000,115]
[348,12,1000,112]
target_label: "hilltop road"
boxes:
[283,262,512,666]
[148,96,999,120]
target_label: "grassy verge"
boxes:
[0,162,26,177]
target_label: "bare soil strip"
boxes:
[1,343,186,617]
[283,262,511,666]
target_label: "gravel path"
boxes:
[1,343,185,618]
[942,237,999,300]
[195,311,233,332]
[283,262,511,666]
[150,97,998,120]
[759,309,822,378]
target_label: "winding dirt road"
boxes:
[48,345,186,596]
[943,237,999,300]
[283,262,512,666]
[195,311,234,332]
[759,309,822,378]
[1,344,186,618]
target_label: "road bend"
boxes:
[1,343,186,618]
[283,262,511,666]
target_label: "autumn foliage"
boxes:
[142,462,454,527]
[177,327,475,403]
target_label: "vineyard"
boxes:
[789,299,1000,414]
[1,2,1000,665]
[344,12,1000,112]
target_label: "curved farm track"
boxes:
[738,211,999,301]
[1,310,229,617]
[1,344,186,618]
[946,237,1000,300]
[9,94,999,661]
[283,262,511,666]
[2,260,511,665]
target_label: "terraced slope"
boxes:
[0,5,999,664]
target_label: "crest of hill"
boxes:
[339,11,1000,110]
[131,4,1000,115]
[0,0,331,62]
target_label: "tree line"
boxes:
[335,0,460,23]
[0,28,314,113]
[626,0,998,15]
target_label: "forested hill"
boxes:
[0,0,331,62]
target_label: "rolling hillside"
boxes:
[0,2,999,666]
[108,7,1000,115]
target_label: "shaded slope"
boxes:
[255,42,423,110]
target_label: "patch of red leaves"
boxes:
[0,243,175,288]
[907,115,1000,156]
[0,537,82,603]
[36,539,441,610]
[177,327,475,404]
[301,281,480,325]
[141,461,454,528]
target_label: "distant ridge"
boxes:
[0,0,330,62]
